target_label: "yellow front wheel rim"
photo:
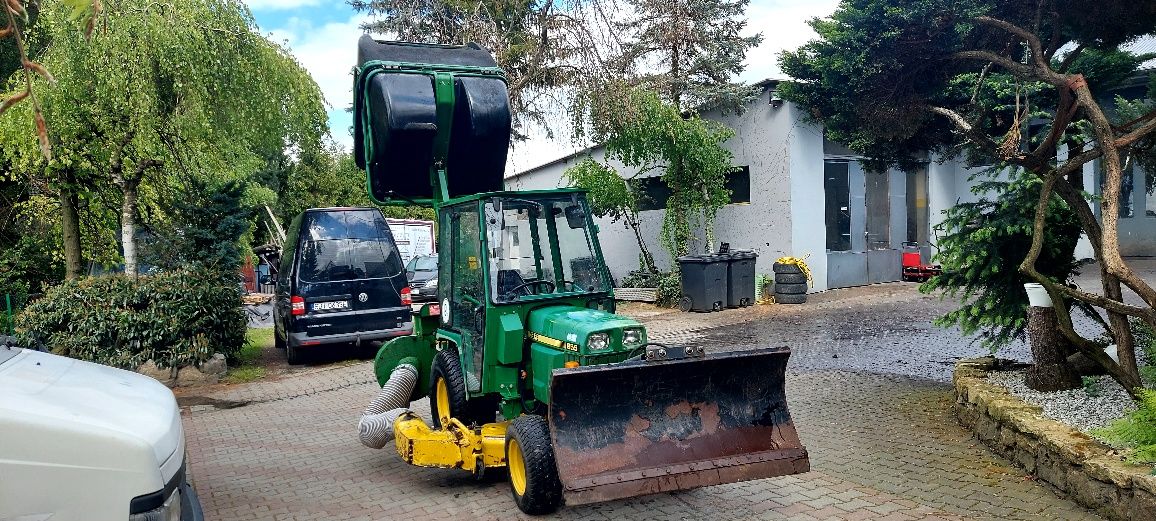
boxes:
[435,378,450,425]
[508,438,527,495]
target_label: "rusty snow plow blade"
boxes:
[548,346,809,505]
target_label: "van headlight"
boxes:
[623,328,643,346]
[587,332,610,351]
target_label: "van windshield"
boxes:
[299,210,403,282]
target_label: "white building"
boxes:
[508,80,1155,292]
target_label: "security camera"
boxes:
[769,91,784,107]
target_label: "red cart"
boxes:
[901,241,941,282]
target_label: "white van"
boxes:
[0,339,203,521]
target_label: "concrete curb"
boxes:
[953,357,1156,521]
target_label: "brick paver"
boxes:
[183,283,1104,520]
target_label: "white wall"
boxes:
[507,85,801,286]
[786,106,827,291]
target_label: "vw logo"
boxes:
[358,292,368,303]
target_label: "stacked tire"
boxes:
[772,262,807,304]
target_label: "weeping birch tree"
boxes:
[0,0,327,277]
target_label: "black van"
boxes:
[273,207,412,364]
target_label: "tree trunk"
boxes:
[1024,306,1081,391]
[59,168,83,279]
[702,185,715,253]
[627,213,657,273]
[121,180,139,278]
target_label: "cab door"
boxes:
[440,202,485,392]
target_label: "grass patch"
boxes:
[222,327,274,384]
[224,366,267,384]
[238,327,273,364]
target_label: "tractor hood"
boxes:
[526,305,643,348]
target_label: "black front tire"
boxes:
[506,415,563,515]
[429,348,496,428]
[274,324,286,350]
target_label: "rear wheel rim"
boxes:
[435,378,451,425]
[508,438,527,495]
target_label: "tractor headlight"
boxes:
[587,332,610,351]
[623,328,643,346]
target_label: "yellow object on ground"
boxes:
[776,255,814,287]
[394,414,508,473]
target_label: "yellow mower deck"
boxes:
[394,415,508,473]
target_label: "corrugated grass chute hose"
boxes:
[776,255,813,287]
[358,360,418,449]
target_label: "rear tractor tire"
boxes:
[506,415,563,515]
[429,348,495,429]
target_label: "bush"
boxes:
[654,270,682,308]
[1093,389,1156,465]
[921,169,1082,352]
[15,268,246,370]
[621,269,663,288]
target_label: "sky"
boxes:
[243,0,841,172]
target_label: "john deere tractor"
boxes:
[353,36,809,515]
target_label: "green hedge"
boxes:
[16,268,246,370]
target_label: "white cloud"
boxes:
[740,0,840,82]
[243,0,322,11]
[265,13,373,150]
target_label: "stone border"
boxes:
[953,357,1156,521]
[614,287,657,302]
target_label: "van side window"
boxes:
[279,214,304,286]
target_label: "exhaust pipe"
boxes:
[358,362,418,449]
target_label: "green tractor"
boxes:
[353,36,809,515]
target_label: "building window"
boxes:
[726,166,751,204]
[633,176,673,211]
[632,166,750,211]
[865,170,890,250]
[824,161,851,251]
[906,166,929,245]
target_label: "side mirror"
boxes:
[564,205,586,229]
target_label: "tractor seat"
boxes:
[497,269,531,299]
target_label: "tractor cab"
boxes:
[437,189,641,414]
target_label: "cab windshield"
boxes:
[485,194,608,303]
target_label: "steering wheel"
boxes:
[502,280,556,300]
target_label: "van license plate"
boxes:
[312,301,349,311]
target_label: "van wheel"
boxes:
[430,348,495,428]
[506,415,563,515]
[286,340,305,365]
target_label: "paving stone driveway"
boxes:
[184,283,1102,520]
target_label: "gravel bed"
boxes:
[987,370,1137,433]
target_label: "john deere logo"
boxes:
[358,293,368,303]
